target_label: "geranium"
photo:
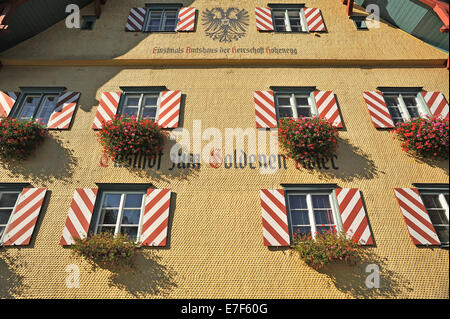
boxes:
[72,232,139,270]
[292,229,363,270]
[393,117,448,159]
[0,117,48,160]
[278,117,339,166]
[97,115,168,163]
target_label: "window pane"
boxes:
[0,193,19,208]
[428,209,449,225]
[121,226,138,240]
[292,226,311,237]
[277,96,291,106]
[291,211,310,226]
[422,194,441,209]
[123,107,139,117]
[103,194,121,208]
[124,194,143,208]
[434,225,449,243]
[311,195,331,209]
[121,210,141,225]
[101,209,119,225]
[98,226,115,235]
[295,97,309,106]
[297,107,312,118]
[0,210,13,225]
[142,107,157,120]
[403,96,417,107]
[385,96,399,107]
[316,225,334,234]
[278,107,293,118]
[35,95,57,124]
[288,11,302,32]
[289,195,307,209]
[0,226,4,237]
[314,210,334,225]
[143,95,158,106]
[18,95,40,120]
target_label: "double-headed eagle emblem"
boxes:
[202,8,249,42]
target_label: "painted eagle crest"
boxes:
[202,8,249,42]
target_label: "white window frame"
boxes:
[144,7,180,32]
[383,92,431,124]
[286,191,342,240]
[272,8,308,33]
[94,191,146,243]
[14,93,59,125]
[275,92,319,120]
[120,92,161,121]
[420,190,449,245]
[0,190,21,244]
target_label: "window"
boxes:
[272,8,307,32]
[119,92,160,121]
[275,92,316,119]
[0,191,20,241]
[287,192,337,239]
[81,16,97,30]
[381,91,430,125]
[420,190,449,245]
[144,7,179,32]
[94,191,145,241]
[352,17,368,30]
[14,93,58,125]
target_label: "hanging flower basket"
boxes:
[291,230,363,270]
[97,116,168,163]
[0,117,48,161]
[278,117,339,167]
[393,117,449,159]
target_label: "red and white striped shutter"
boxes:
[362,91,395,129]
[2,188,47,246]
[157,90,181,128]
[421,91,449,120]
[140,189,171,247]
[334,188,374,245]
[176,7,196,31]
[260,189,290,247]
[47,91,80,129]
[313,91,343,128]
[254,91,277,128]
[255,7,274,31]
[125,8,146,31]
[394,188,441,246]
[92,92,121,130]
[303,8,326,32]
[0,91,20,118]
[60,188,98,246]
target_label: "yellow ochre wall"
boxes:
[0,0,449,299]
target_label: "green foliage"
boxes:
[96,115,168,163]
[292,230,363,270]
[0,117,48,160]
[278,117,339,166]
[72,232,140,270]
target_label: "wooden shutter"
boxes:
[260,189,290,247]
[394,188,441,246]
[334,188,374,245]
[47,91,80,129]
[1,188,47,246]
[0,91,20,117]
[255,7,274,31]
[313,91,343,128]
[303,8,326,32]
[176,7,196,31]
[140,189,171,247]
[157,90,181,128]
[254,91,277,128]
[125,8,146,31]
[92,92,121,130]
[421,91,449,120]
[60,188,98,245]
[362,91,395,129]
